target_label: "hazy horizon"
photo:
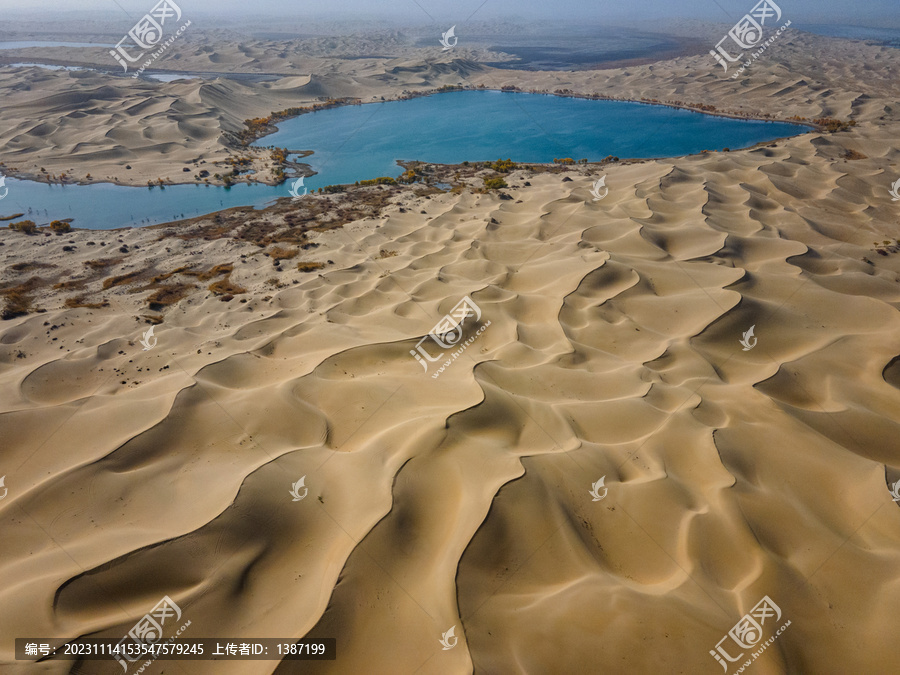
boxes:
[1,0,898,27]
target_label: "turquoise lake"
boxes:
[0,91,807,230]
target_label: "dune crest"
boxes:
[2,25,900,675]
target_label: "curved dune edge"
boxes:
[1,29,898,189]
[1,33,900,675]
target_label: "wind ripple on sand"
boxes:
[2,128,900,674]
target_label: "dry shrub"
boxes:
[65,295,109,309]
[208,276,246,295]
[102,270,143,289]
[2,289,32,318]
[191,264,233,281]
[9,220,37,234]
[151,265,194,283]
[149,264,231,284]
[53,279,87,291]
[297,262,326,273]
[146,283,194,311]
[85,257,123,270]
[378,249,398,258]
[1,277,42,319]
[11,262,55,272]
[268,246,298,260]
[236,219,280,244]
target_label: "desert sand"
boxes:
[1,28,888,188]
[1,23,900,675]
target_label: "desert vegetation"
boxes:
[268,246,299,260]
[356,177,397,186]
[208,274,247,296]
[1,276,41,319]
[145,284,194,311]
[483,177,508,190]
[488,158,517,173]
[8,220,37,234]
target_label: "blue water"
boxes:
[0,91,808,230]
[146,73,200,82]
[797,24,900,46]
[0,62,242,81]
[4,62,84,71]
[0,180,283,230]
[260,91,804,189]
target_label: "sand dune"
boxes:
[1,24,900,675]
[2,106,900,673]
[2,29,895,190]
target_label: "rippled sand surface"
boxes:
[2,30,900,675]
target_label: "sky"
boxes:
[1,0,898,25]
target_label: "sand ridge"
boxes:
[2,115,900,672]
[1,29,899,189]
[1,24,900,675]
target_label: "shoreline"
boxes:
[242,84,822,147]
[0,87,823,193]
[2,24,900,675]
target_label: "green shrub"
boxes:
[357,177,397,186]
[488,158,517,173]
[489,158,515,172]
[397,169,418,184]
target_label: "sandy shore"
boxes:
[1,25,900,675]
[0,29,891,188]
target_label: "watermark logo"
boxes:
[710,595,789,673]
[589,476,608,501]
[0,175,8,200]
[290,476,308,501]
[590,175,608,201]
[710,1,788,76]
[890,480,900,502]
[289,176,307,200]
[439,625,458,650]
[110,0,191,79]
[889,178,900,201]
[739,325,757,351]
[0,475,7,500]
[440,26,458,51]
[113,596,188,672]
[139,326,157,351]
[410,296,491,378]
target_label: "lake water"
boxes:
[5,62,84,71]
[797,24,900,46]
[0,62,270,82]
[414,26,703,70]
[0,91,807,230]
[146,73,201,82]
[261,91,804,188]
